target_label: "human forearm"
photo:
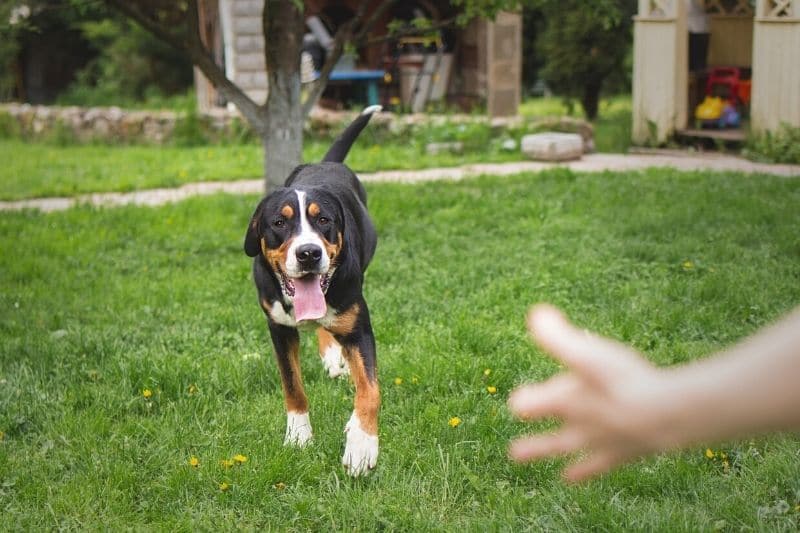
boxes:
[659,307,800,449]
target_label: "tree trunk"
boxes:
[581,79,602,121]
[262,0,304,191]
[262,99,303,190]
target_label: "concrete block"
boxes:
[521,132,583,161]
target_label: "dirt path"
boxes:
[2,152,798,213]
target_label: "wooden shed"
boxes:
[632,0,800,144]
[194,1,522,117]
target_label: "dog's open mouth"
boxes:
[279,270,332,322]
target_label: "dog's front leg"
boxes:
[332,303,380,476]
[268,321,312,446]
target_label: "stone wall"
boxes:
[0,103,240,144]
[0,103,593,148]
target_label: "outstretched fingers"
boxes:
[507,374,577,421]
[527,304,646,387]
[509,429,585,463]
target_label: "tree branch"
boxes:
[301,18,355,117]
[359,14,462,47]
[185,0,264,132]
[103,0,186,51]
[353,0,398,43]
[104,0,265,133]
[301,0,394,117]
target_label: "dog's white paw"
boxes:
[284,411,313,446]
[321,343,350,378]
[342,412,378,476]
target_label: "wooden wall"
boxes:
[751,0,800,132]
[632,0,688,144]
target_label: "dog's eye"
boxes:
[318,216,330,225]
[273,219,285,228]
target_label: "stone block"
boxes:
[521,132,583,161]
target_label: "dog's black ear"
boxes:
[322,105,381,163]
[244,199,266,257]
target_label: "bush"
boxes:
[744,124,800,165]
[0,111,21,139]
[57,17,192,108]
[172,104,208,147]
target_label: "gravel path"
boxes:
[2,152,798,213]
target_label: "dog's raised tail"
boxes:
[322,105,382,163]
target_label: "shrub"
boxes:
[0,111,21,139]
[744,124,800,165]
[172,104,208,147]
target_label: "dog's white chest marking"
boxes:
[268,301,339,330]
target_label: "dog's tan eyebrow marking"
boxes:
[281,204,294,218]
[308,202,320,217]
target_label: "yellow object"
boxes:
[232,454,248,464]
[695,96,724,121]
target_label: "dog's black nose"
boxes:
[296,244,323,267]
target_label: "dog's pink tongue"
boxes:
[292,275,326,322]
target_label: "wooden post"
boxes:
[751,0,800,133]
[632,0,688,144]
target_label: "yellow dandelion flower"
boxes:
[142,388,153,399]
[394,377,403,385]
[189,456,200,468]
[274,482,286,491]
[219,481,230,491]
[705,448,715,459]
[682,260,694,270]
[483,368,492,376]
[449,416,461,428]
[411,376,419,384]
[220,459,234,468]
[188,384,198,395]
[487,386,497,394]
[233,454,248,464]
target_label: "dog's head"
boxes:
[244,186,344,321]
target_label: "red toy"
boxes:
[705,67,751,107]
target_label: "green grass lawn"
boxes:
[0,137,523,201]
[2,169,799,529]
[0,97,632,201]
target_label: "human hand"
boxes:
[508,304,675,482]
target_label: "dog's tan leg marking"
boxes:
[276,335,312,446]
[342,346,380,476]
[326,302,360,336]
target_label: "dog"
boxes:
[244,106,381,476]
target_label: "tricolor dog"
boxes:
[244,106,381,476]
